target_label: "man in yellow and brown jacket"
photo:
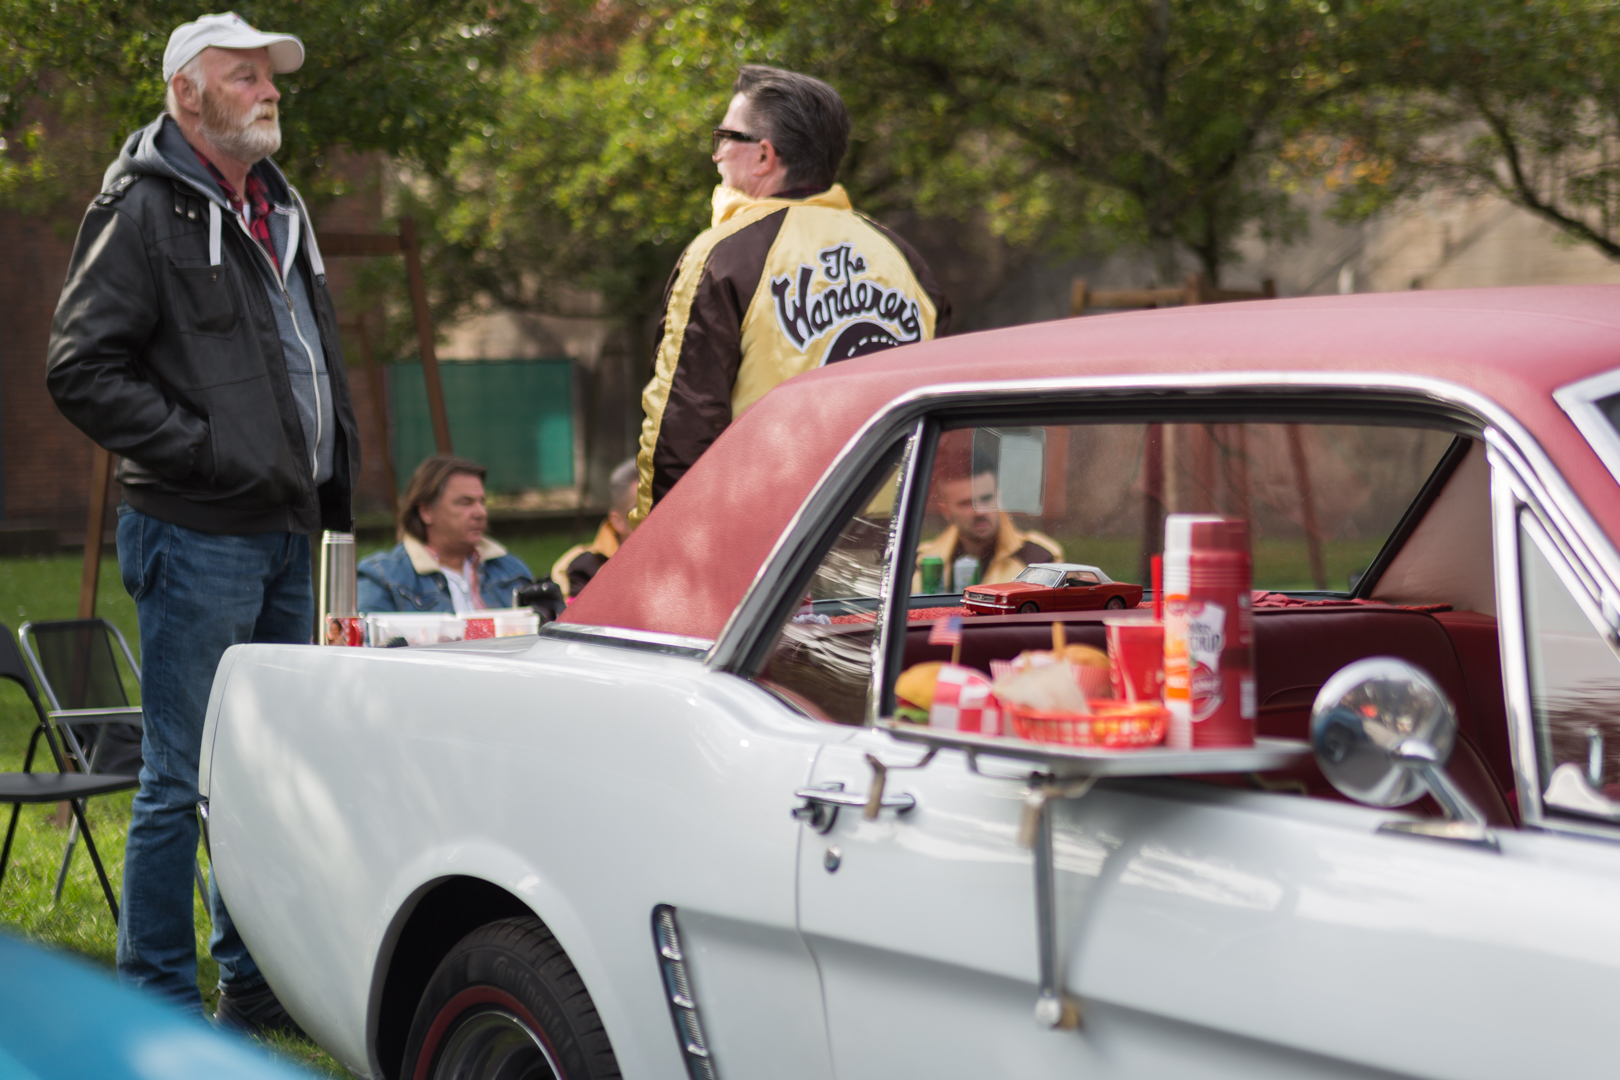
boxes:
[631,64,950,525]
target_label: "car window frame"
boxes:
[1553,366,1620,493]
[711,374,1619,743]
[1490,430,1620,839]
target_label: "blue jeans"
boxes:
[115,507,312,1011]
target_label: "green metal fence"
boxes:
[389,358,575,494]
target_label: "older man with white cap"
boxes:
[46,13,360,1033]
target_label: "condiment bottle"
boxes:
[1186,518,1254,747]
[1162,514,1223,747]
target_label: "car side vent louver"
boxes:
[652,904,718,1080]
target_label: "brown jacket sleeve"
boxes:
[641,210,788,508]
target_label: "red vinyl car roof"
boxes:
[562,286,1620,641]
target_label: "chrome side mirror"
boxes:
[1310,658,1497,850]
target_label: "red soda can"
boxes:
[1185,518,1254,747]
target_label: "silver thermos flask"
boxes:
[318,531,360,645]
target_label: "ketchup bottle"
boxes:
[1185,518,1254,747]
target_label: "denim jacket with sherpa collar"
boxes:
[356,534,534,613]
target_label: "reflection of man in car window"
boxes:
[917,434,1061,587]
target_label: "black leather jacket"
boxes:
[46,116,358,534]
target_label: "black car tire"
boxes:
[1018,602,1040,614]
[402,916,621,1080]
[1105,596,1128,609]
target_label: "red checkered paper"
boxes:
[929,664,1003,736]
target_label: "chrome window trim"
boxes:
[1553,366,1620,492]
[867,421,927,723]
[1490,450,1544,830]
[1484,426,1620,633]
[1493,457,1620,841]
[539,622,713,659]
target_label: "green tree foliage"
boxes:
[416,0,1358,364]
[1316,0,1620,262]
[0,0,535,212]
[763,0,1350,283]
[403,2,754,361]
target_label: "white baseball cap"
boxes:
[163,12,304,83]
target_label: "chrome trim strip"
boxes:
[1489,451,1545,830]
[1484,427,1620,632]
[651,905,718,1080]
[540,622,713,659]
[713,370,1620,678]
[1553,367,1620,492]
[1511,507,1620,839]
[868,421,926,723]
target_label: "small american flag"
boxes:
[929,615,963,647]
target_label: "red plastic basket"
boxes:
[1007,702,1169,749]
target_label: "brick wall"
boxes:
[0,209,98,528]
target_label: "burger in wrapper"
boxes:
[894,661,944,724]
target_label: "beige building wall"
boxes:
[1236,188,1620,297]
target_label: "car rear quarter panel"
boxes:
[203,637,831,1079]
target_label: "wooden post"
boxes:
[1223,423,1252,526]
[77,447,115,619]
[1070,278,1089,316]
[398,216,453,455]
[348,318,399,514]
[1191,424,1217,513]
[1287,425,1328,590]
[1184,273,1207,306]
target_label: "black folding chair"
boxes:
[0,621,133,922]
[18,618,206,904]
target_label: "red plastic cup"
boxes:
[1106,621,1165,704]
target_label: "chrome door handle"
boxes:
[791,782,916,834]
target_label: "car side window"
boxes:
[1519,514,1620,819]
[755,447,907,724]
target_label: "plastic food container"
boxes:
[364,608,541,647]
[1006,701,1170,748]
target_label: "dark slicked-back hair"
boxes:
[399,454,487,542]
[733,65,850,192]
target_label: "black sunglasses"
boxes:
[711,127,762,155]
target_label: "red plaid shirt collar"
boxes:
[193,149,280,274]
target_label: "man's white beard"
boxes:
[199,89,281,163]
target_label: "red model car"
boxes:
[961,562,1143,614]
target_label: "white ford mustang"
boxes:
[202,287,1620,1079]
